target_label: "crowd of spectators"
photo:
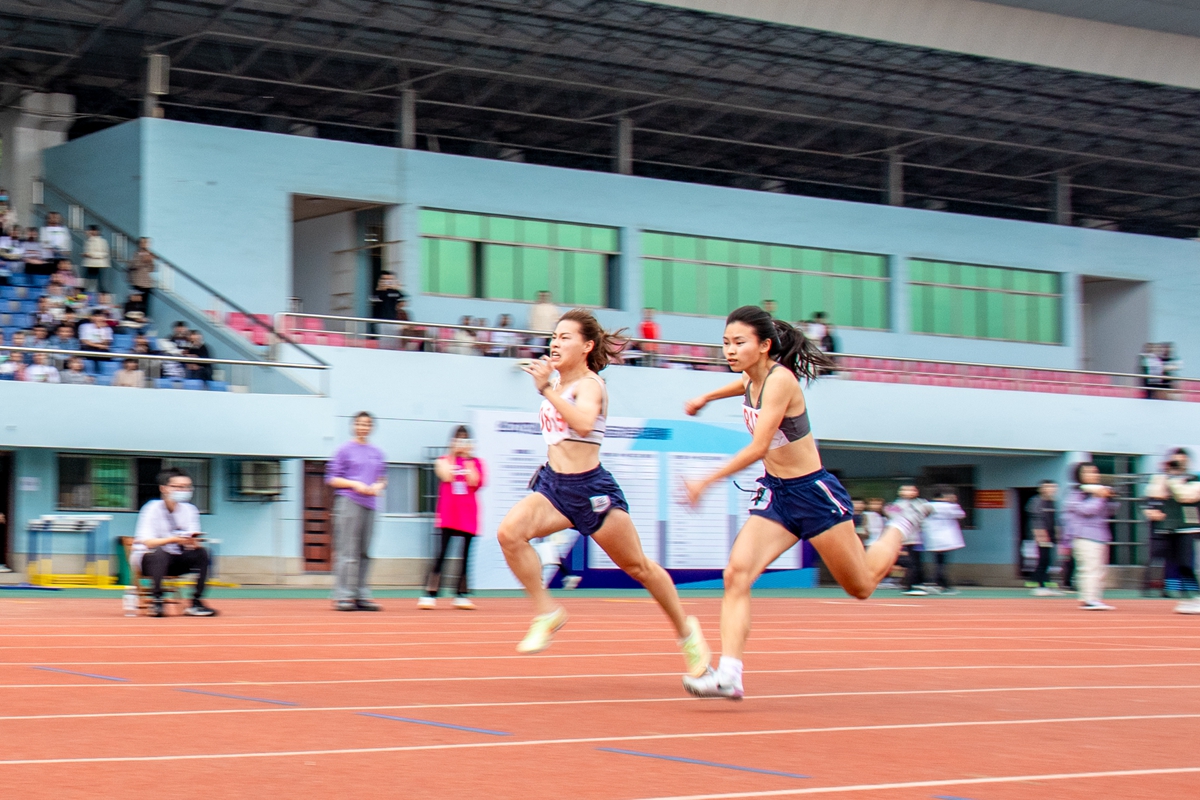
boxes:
[0,201,224,389]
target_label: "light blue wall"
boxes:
[42,122,142,234]
[44,118,1200,373]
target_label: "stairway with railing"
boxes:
[24,181,329,395]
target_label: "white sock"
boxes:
[717,656,743,685]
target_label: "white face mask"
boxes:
[169,489,193,503]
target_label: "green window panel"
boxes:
[92,457,132,510]
[909,258,1061,344]
[641,233,888,329]
[420,209,617,305]
[483,244,518,301]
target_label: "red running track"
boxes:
[2,596,1199,799]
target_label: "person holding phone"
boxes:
[1063,462,1119,611]
[420,425,486,609]
[132,467,217,617]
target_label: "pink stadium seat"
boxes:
[227,312,249,330]
[364,339,379,350]
[325,334,346,347]
[301,317,324,331]
[967,366,987,378]
[252,328,269,346]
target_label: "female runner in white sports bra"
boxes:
[499,309,711,676]
[680,305,918,699]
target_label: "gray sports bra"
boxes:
[742,364,812,449]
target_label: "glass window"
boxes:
[908,259,1061,344]
[384,464,438,515]
[420,210,617,306]
[58,455,212,513]
[642,233,889,329]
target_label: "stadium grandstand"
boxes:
[2,3,1200,793]
[7,4,1200,796]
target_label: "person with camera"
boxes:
[1145,448,1200,614]
[1063,462,1119,611]
[419,425,486,610]
[132,467,218,617]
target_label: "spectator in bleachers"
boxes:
[761,299,777,316]
[121,291,148,329]
[24,351,59,383]
[81,225,111,292]
[65,284,88,313]
[40,212,71,258]
[113,358,146,388]
[21,229,49,275]
[0,225,22,263]
[527,290,559,354]
[639,307,661,367]
[79,310,113,358]
[369,271,405,341]
[184,330,212,383]
[58,308,80,336]
[128,237,156,300]
[448,315,477,356]
[33,296,56,329]
[53,259,78,288]
[29,325,51,353]
[486,313,519,357]
[0,351,25,380]
[60,357,93,385]
[803,311,828,344]
[1162,343,1180,398]
[44,283,67,317]
[1141,342,1165,399]
[49,324,79,365]
[170,321,191,350]
[9,330,27,350]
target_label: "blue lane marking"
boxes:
[357,712,511,736]
[176,689,298,706]
[597,748,810,779]
[32,666,129,682]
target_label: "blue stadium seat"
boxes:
[0,286,17,300]
[206,381,228,392]
[83,360,97,375]
[20,300,38,314]
[112,334,134,352]
[183,379,206,391]
[9,275,28,286]
[30,275,50,288]
[156,378,185,390]
[94,374,112,386]
[99,360,121,376]
[0,372,13,381]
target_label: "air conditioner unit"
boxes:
[232,460,283,499]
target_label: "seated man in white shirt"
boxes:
[132,467,218,617]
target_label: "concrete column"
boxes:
[396,89,417,149]
[613,116,633,175]
[1053,171,1072,225]
[0,92,75,227]
[886,148,904,206]
[889,254,907,333]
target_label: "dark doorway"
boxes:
[302,461,334,572]
[0,452,11,568]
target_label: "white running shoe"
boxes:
[1080,601,1116,611]
[1031,587,1060,597]
[417,596,436,610]
[682,666,744,701]
[454,596,476,610]
[1175,600,1200,615]
[517,607,568,653]
[561,575,582,590]
[678,616,712,678]
[902,588,928,596]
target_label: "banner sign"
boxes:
[470,410,805,589]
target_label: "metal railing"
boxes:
[0,344,328,395]
[275,311,1199,401]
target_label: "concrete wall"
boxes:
[292,211,356,317]
[1081,277,1150,374]
[43,118,1200,375]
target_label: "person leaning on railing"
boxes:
[1145,448,1200,615]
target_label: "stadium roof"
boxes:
[4,0,1200,238]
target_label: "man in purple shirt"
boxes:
[326,411,387,611]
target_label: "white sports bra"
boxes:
[539,374,607,447]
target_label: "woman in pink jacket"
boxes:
[419,425,486,610]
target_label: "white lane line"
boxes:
[3,645,1198,668]
[0,713,1196,766]
[626,766,1200,800]
[4,661,1199,690]
[5,683,1200,721]
[10,632,1200,652]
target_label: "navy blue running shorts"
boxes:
[746,468,855,540]
[529,463,629,537]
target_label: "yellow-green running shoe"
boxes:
[517,607,568,653]
[679,616,711,678]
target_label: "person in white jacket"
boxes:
[922,485,966,595]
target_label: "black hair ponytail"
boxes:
[726,305,834,382]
